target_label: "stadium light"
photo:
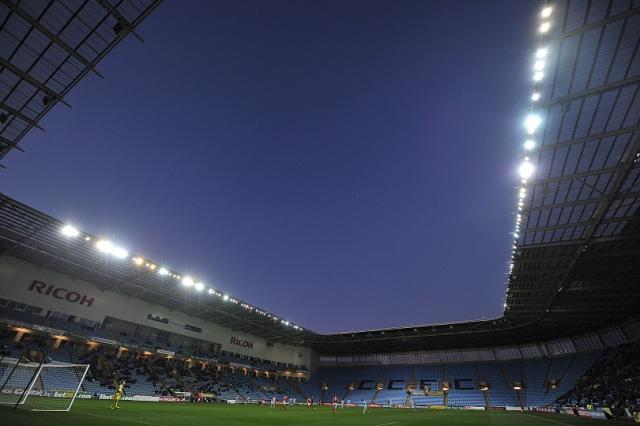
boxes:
[133,257,144,265]
[531,92,541,102]
[524,114,542,134]
[112,246,128,259]
[539,22,550,33]
[535,47,548,59]
[158,267,169,276]
[96,240,114,254]
[95,239,128,259]
[208,288,214,295]
[533,60,545,71]
[524,139,536,150]
[60,224,80,238]
[533,71,544,81]
[540,7,552,18]
[195,282,204,292]
[182,276,194,287]
[222,294,229,301]
[519,161,535,179]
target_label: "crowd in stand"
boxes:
[557,341,640,414]
[0,329,305,403]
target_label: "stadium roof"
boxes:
[0,193,313,345]
[1,1,639,355]
[0,0,162,166]
[312,0,640,354]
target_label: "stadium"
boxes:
[1,0,640,425]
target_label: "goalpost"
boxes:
[0,355,90,411]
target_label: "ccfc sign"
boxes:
[28,280,95,307]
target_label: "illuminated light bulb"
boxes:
[112,246,128,259]
[159,267,169,276]
[534,60,545,71]
[208,288,214,295]
[96,240,114,254]
[531,92,541,102]
[61,224,80,238]
[182,276,194,287]
[194,282,204,292]
[222,294,229,301]
[524,114,542,134]
[524,139,536,150]
[519,161,535,179]
[535,48,548,59]
[541,7,552,18]
[134,257,144,265]
[533,71,544,81]
[539,22,551,33]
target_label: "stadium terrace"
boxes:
[1,0,640,425]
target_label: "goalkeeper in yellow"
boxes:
[110,380,126,409]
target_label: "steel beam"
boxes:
[0,0,104,78]
[0,57,71,108]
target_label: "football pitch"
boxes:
[0,400,607,426]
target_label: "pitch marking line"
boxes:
[375,422,399,426]
[523,413,577,425]
[78,412,169,426]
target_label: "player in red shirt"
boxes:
[281,395,289,411]
[332,395,338,414]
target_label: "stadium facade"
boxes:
[1,0,639,418]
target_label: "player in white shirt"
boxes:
[340,399,345,409]
[270,396,276,408]
[362,400,368,414]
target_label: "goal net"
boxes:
[0,356,89,411]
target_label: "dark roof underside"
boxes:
[0,0,162,165]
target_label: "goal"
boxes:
[0,355,90,411]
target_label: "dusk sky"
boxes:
[2,0,539,334]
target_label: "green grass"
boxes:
[0,400,605,426]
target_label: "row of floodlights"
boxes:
[59,224,303,331]
[505,5,554,310]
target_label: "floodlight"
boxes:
[539,22,551,33]
[158,267,169,276]
[535,48,547,59]
[222,294,229,301]
[112,246,129,259]
[96,240,114,254]
[133,257,144,265]
[524,114,542,134]
[182,276,194,287]
[540,7,552,18]
[524,140,536,150]
[195,282,204,291]
[533,71,544,81]
[61,224,80,238]
[533,60,545,71]
[208,288,214,295]
[519,161,535,179]
[531,92,541,102]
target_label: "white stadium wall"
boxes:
[0,255,311,367]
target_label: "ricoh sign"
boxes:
[28,280,95,308]
[230,337,253,349]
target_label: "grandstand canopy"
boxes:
[313,0,640,355]
[0,192,313,345]
[0,0,162,165]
